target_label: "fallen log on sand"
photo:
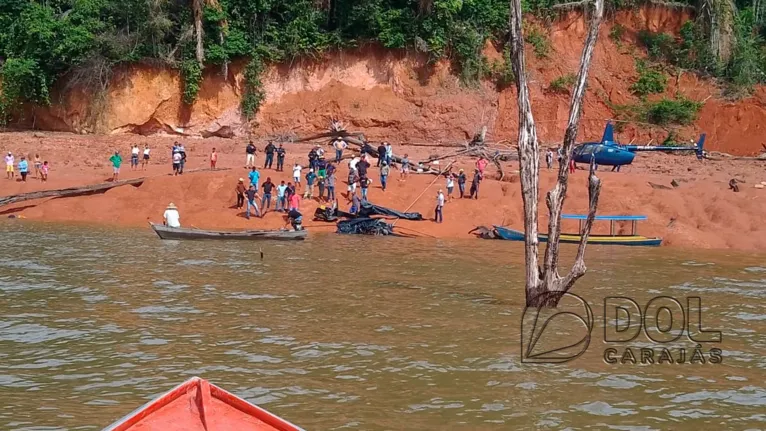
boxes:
[0,168,231,208]
[0,178,146,207]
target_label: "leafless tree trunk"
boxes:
[508,0,604,308]
[192,0,205,64]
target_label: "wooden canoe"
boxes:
[149,223,307,241]
[103,377,305,431]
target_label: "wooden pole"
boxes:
[392,161,454,227]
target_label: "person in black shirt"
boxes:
[286,208,303,231]
[470,169,481,199]
[245,141,257,168]
[308,147,318,171]
[264,141,276,169]
[357,157,370,178]
[457,169,467,198]
[276,144,286,171]
[261,177,274,215]
[376,143,386,167]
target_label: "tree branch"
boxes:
[509,0,542,304]
[543,0,604,289]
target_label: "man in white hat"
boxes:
[163,202,181,228]
[435,189,445,223]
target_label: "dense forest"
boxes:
[0,0,764,125]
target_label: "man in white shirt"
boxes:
[435,189,445,223]
[5,152,15,179]
[163,202,181,228]
[131,145,140,170]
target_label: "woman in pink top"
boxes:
[476,157,488,178]
[40,161,50,181]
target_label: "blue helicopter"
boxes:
[572,122,706,167]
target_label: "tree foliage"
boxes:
[3,0,766,122]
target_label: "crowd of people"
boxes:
[5,151,50,182]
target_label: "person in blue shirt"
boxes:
[248,167,260,190]
[303,169,317,199]
[18,156,29,182]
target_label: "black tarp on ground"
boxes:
[336,218,396,235]
[314,202,422,222]
[357,202,422,220]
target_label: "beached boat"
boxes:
[104,377,304,431]
[150,223,307,241]
[493,214,662,247]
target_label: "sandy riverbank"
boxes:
[2,132,766,250]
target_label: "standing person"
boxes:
[356,155,370,179]
[177,143,187,174]
[210,147,218,169]
[326,170,336,202]
[376,142,387,167]
[276,144,286,171]
[349,154,360,172]
[470,169,481,199]
[457,169,467,198]
[307,146,318,171]
[385,142,393,165]
[446,173,455,201]
[245,141,257,168]
[163,203,181,227]
[33,154,42,178]
[350,191,361,214]
[316,145,325,163]
[292,163,302,189]
[248,166,261,190]
[109,151,123,181]
[40,161,49,182]
[264,141,276,169]
[276,180,288,212]
[288,187,301,211]
[142,144,150,170]
[435,189,445,223]
[317,173,326,202]
[334,138,347,162]
[261,177,274,215]
[235,178,247,210]
[569,158,576,174]
[380,162,390,191]
[347,167,358,197]
[546,148,554,170]
[304,169,317,199]
[172,149,182,175]
[5,152,14,180]
[245,184,261,219]
[360,176,370,201]
[131,145,140,170]
[399,153,410,180]
[476,156,488,178]
[18,156,29,182]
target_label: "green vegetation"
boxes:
[549,73,576,93]
[609,23,626,44]
[2,0,766,125]
[629,59,667,97]
[525,27,551,58]
[613,95,703,126]
[241,58,266,121]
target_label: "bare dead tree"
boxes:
[508,0,604,308]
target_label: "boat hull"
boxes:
[104,377,304,431]
[493,226,662,246]
[150,223,307,241]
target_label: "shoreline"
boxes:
[2,133,766,251]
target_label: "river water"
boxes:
[0,221,764,430]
